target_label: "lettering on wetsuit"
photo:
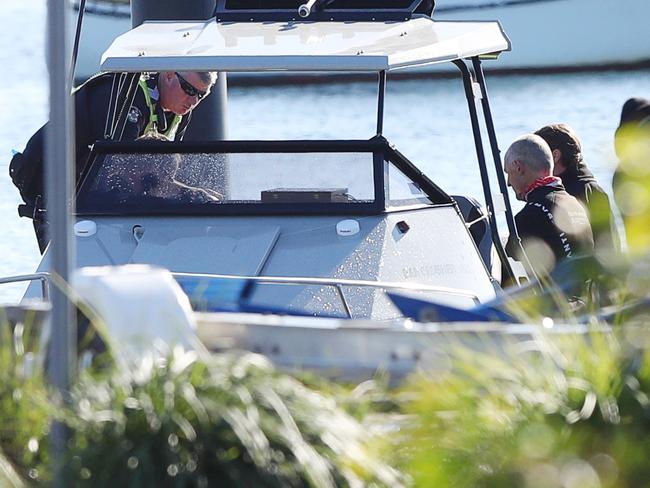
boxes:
[526,201,573,258]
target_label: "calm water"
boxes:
[0,1,648,302]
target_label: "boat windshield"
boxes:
[77,140,446,215]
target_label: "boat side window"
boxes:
[385,160,433,207]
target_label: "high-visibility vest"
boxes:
[139,77,183,139]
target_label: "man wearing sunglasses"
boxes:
[123,71,216,142]
[9,70,217,252]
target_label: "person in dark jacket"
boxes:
[504,134,594,281]
[535,123,620,257]
[9,70,217,252]
[611,97,650,255]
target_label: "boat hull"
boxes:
[196,311,605,382]
[433,0,650,73]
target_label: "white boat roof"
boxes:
[100,16,510,73]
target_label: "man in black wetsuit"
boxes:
[9,70,217,252]
[504,134,594,281]
[535,123,620,258]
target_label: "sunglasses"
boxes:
[175,72,208,100]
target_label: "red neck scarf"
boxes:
[524,176,562,200]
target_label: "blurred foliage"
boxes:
[613,122,650,256]
[391,327,650,488]
[2,283,650,488]
[0,313,402,487]
[0,310,50,485]
[63,348,403,487]
[0,447,26,488]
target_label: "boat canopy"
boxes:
[100,17,509,73]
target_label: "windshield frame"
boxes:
[76,137,452,217]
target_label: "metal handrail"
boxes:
[173,272,479,299]
[0,270,480,317]
[0,273,50,300]
[172,272,480,318]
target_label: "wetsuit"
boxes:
[559,161,620,256]
[506,182,594,280]
[9,73,191,252]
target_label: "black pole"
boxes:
[452,59,516,284]
[69,0,86,88]
[470,58,518,241]
[131,0,227,141]
[376,70,386,136]
[470,56,540,285]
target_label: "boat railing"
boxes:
[172,271,481,318]
[0,273,50,301]
[0,271,480,319]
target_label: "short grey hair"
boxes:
[182,71,218,86]
[505,134,553,174]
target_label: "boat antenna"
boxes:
[69,0,87,90]
[298,0,335,18]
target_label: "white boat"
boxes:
[71,0,650,82]
[6,1,609,380]
[435,0,650,73]
[43,4,517,316]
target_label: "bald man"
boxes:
[504,134,594,280]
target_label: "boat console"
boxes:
[65,136,495,319]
